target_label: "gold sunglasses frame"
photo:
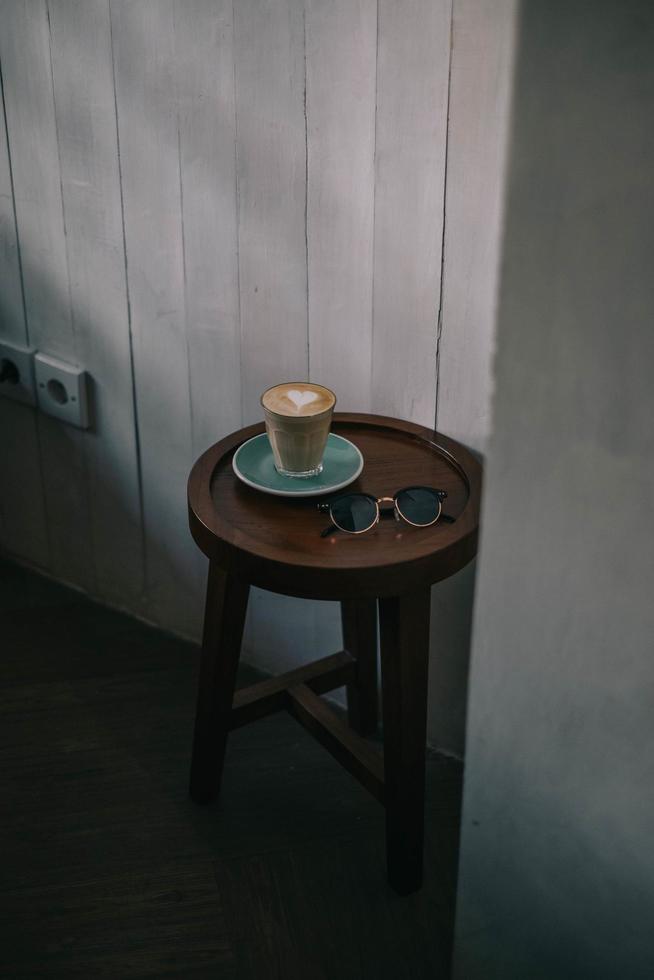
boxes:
[318,487,447,537]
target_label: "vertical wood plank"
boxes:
[305,0,376,410]
[372,0,451,426]
[173,0,241,457]
[436,0,517,451]
[0,1,72,353]
[0,81,48,564]
[110,0,197,633]
[0,0,93,588]
[233,0,308,423]
[0,89,25,337]
[234,0,315,669]
[48,0,143,606]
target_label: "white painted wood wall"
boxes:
[0,0,511,751]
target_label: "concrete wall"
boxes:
[453,1,654,976]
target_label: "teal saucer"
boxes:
[232,432,363,497]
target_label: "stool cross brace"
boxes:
[189,562,432,895]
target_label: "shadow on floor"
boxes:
[0,557,462,979]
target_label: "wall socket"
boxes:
[34,352,90,429]
[0,341,37,406]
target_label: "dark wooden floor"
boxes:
[0,558,463,979]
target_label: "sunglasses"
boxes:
[318,486,454,537]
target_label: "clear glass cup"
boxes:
[261,382,336,478]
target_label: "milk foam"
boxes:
[262,382,335,417]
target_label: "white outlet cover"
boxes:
[34,352,90,429]
[0,341,36,406]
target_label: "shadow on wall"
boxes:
[0,8,348,669]
[1,243,478,758]
[1,0,478,754]
[0,272,478,757]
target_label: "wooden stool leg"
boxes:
[189,561,250,804]
[341,599,378,736]
[379,587,432,894]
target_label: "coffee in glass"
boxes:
[261,382,336,477]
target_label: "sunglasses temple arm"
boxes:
[440,513,456,523]
[320,522,338,538]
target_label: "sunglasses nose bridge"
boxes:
[377,496,398,523]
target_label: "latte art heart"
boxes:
[261,381,335,421]
[287,389,319,410]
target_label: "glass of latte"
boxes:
[261,382,336,478]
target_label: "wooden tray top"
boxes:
[188,413,481,600]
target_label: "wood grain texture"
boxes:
[48,0,143,606]
[233,0,315,673]
[0,0,93,588]
[172,0,243,614]
[0,0,73,354]
[188,415,480,599]
[372,0,451,426]
[173,0,242,456]
[0,70,48,565]
[0,96,25,337]
[305,0,376,411]
[233,0,308,424]
[110,0,197,633]
[436,0,517,450]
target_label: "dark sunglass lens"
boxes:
[396,488,440,526]
[330,495,377,533]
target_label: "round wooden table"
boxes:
[187,413,481,894]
